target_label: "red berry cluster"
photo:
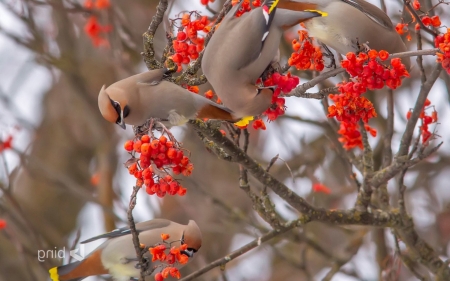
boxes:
[406,99,438,144]
[83,0,111,47]
[396,1,443,39]
[436,28,450,74]
[288,30,325,71]
[231,0,261,17]
[234,72,299,130]
[263,72,299,121]
[124,135,191,197]
[341,50,409,90]
[252,119,266,130]
[150,234,188,281]
[171,13,209,70]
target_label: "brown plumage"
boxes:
[98,69,236,129]
[49,219,202,281]
[202,0,325,118]
[278,0,410,69]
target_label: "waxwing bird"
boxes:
[49,219,202,281]
[202,0,326,118]
[98,68,236,129]
[278,0,410,69]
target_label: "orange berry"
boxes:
[124,140,134,152]
[133,140,142,153]
[432,110,438,122]
[134,170,143,179]
[141,143,150,155]
[141,135,150,143]
[128,163,138,175]
[424,99,431,106]
[150,140,159,149]
[159,135,167,144]
[378,50,389,61]
[155,273,164,281]
[0,219,6,229]
[205,90,214,99]
[406,110,412,120]
[178,186,187,196]
[368,49,378,59]
[431,16,441,27]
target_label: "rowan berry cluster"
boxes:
[83,0,111,47]
[406,99,438,144]
[150,233,188,281]
[170,13,209,70]
[124,134,191,197]
[436,28,450,74]
[288,30,325,71]
[329,50,408,149]
[231,0,261,17]
[263,72,299,121]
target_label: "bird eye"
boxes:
[123,105,130,118]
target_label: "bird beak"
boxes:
[117,110,126,130]
[181,249,194,258]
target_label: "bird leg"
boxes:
[355,38,371,53]
[163,62,178,80]
[320,42,336,69]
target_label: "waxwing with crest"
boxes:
[49,219,202,281]
[278,0,410,69]
[98,68,236,129]
[202,0,327,118]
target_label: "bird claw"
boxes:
[320,43,336,69]
[163,62,178,79]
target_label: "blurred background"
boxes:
[0,0,449,280]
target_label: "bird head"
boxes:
[98,85,130,130]
[180,220,202,258]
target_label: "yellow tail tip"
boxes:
[49,267,60,281]
[305,9,328,17]
[234,116,254,126]
[268,0,280,14]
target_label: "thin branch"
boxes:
[397,64,442,156]
[179,219,301,281]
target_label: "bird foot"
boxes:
[321,43,336,69]
[163,62,178,79]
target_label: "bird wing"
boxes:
[81,219,171,244]
[342,0,393,29]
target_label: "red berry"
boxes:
[133,140,142,153]
[124,140,134,152]
[177,31,187,41]
[159,135,167,144]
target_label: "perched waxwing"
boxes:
[202,0,326,118]
[49,219,202,281]
[98,68,236,129]
[278,0,410,69]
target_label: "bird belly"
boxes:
[106,263,140,281]
[305,18,353,54]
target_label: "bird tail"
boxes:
[197,103,238,122]
[272,1,327,28]
[49,262,84,281]
[263,0,280,14]
[48,250,107,281]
